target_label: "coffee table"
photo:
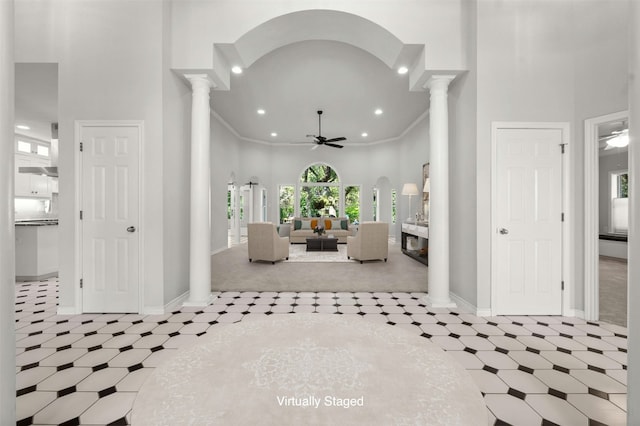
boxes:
[306,237,338,252]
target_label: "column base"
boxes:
[183,293,216,308]
[422,295,457,309]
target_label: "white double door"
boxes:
[81,123,140,313]
[493,127,564,315]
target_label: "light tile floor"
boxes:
[15,279,628,425]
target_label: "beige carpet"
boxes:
[286,244,351,262]
[211,243,427,293]
[132,314,487,425]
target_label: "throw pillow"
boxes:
[294,219,302,230]
[301,220,312,230]
[324,219,332,230]
[331,219,342,230]
[341,219,348,230]
[311,219,318,229]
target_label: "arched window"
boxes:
[299,164,341,217]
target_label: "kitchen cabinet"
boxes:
[15,154,52,198]
[15,221,59,281]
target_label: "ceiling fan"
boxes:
[599,127,629,150]
[306,110,346,149]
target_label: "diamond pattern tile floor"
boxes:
[14,278,628,425]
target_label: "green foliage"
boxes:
[300,164,338,183]
[619,173,629,198]
[279,186,295,224]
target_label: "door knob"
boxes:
[127,226,136,233]
[499,228,509,235]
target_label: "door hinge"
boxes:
[561,212,565,222]
[559,143,567,154]
[561,281,565,290]
[80,142,83,152]
[80,278,83,289]
[80,210,83,220]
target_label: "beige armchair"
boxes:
[347,222,389,263]
[248,222,289,264]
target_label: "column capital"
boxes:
[184,74,215,91]
[425,75,456,92]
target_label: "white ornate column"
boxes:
[185,74,214,307]
[0,1,16,424]
[425,75,456,308]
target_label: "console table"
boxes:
[401,223,428,266]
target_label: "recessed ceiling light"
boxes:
[270,132,277,137]
[257,109,266,115]
[361,132,368,137]
[397,66,409,74]
[374,109,383,115]
[16,124,30,130]
[231,66,242,74]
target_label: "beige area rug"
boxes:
[286,244,350,262]
[131,314,488,426]
[211,243,427,292]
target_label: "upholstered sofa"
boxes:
[289,217,352,243]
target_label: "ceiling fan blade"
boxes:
[311,144,320,151]
[324,137,346,143]
[604,144,615,150]
[324,142,344,149]
[599,134,617,141]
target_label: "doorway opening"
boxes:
[584,111,629,326]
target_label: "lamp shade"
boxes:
[423,178,430,193]
[401,183,419,196]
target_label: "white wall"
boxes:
[474,0,628,313]
[599,152,628,233]
[0,1,16,423]
[15,0,166,311]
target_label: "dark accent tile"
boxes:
[157,320,168,325]
[449,333,460,339]
[57,344,72,352]
[88,345,102,352]
[128,363,144,372]
[614,333,627,339]
[464,347,477,354]
[548,388,567,400]
[483,365,499,374]
[16,385,37,397]
[427,311,436,316]
[561,321,575,327]
[28,331,43,337]
[57,362,74,372]
[542,419,561,426]
[25,344,42,352]
[98,386,117,398]
[81,319,93,325]
[559,333,574,339]
[588,365,606,374]
[586,333,601,339]
[93,363,109,372]
[208,321,218,325]
[150,345,164,353]
[518,365,534,374]
[462,321,473,326]
[553,365,570,374]
[587,347,603,354]
[557,347,572,354]
[477,333,489,339]
[112,331,125,337]
[196,331,206,337]
[505,333,517,339]
[119,345,133,352]
[512,321,523,326]
[183,320,194,325]
[411,321,421,326]
[619,348,627,353]
[420,333,432,339]
[57,330,70,336]
[487,321,498,327]
[532,333,546,339]
[586,321,599,327]
[59,418,80,426]
[84,331,97,337]
[536,321,549,327]
[588,388,609,400]
[624,365,628,370]
[140,331,152,337]
[21,362,39,371]
[132,320,143,325]
[16,417,34,426]
[589,419,609,426]
[57,385,76,397]
[526,347,540,354]
[495,347,509,355]
[507,387,526,400]
[387,321,396,326]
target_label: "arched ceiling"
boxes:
[212,40,429,146]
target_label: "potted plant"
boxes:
[313,224,326,237]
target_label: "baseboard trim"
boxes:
[565,309,585,319]
[448,292,475,314]
[57,306,80,315]
[475,308,492,317]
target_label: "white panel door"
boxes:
[82,125,139,313]
[494,128,563,315]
